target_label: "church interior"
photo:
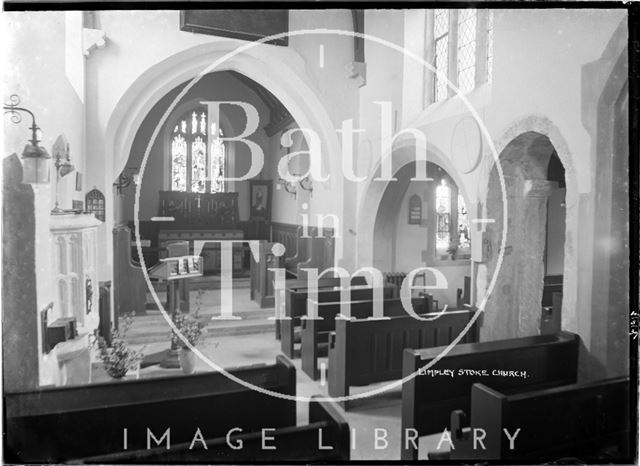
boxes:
[2,8,634,463]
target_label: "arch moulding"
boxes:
[102,41,343,282]
[356,135,468,269]
[481,114,579,338]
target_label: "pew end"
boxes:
[450,377,630,461]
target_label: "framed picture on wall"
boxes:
[249,180,272,222]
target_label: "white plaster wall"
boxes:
[4,12,86,386]
[82,10,355,281]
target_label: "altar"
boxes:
[156,191,245,274]
[158,229,244,274]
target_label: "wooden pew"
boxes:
[6,356,346,463]
[449,377,630,461]
[281,284,395,358]
[284,226,307,278]
[456,275,471,309]
[249,240,284,309]
[113,225,148,316]
[400,331,579,460]
[274,276,367,340]
[283,230,335,281]
[80,396,350,463]
[301,297,429,379]
[295,236,334,280]
[328,309,478,409]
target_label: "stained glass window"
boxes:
[191,136,206,193]
[210,122,225,194]
[436,179,451,254]
[457,9,477,93]
[170,107,226,193]
[171,133,187,192]
[486,11,494,82]
[433,9,450,102]
[457,193,471,252]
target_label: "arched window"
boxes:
[436,179,451,254]
[429,164,472,260]
[457,193,471,254]
[170,107,226,193]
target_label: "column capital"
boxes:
[522,179,557,199]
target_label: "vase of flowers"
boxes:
[93,313,144,379]
[171,310,206,374]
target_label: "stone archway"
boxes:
[371,157,473,307]
[103,42,342,282]
[357,137,469,270]
[479,131,569,341]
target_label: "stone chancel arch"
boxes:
[103,41,343,281]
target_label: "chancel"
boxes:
[2,7,634,464]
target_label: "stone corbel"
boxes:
[345,61,367,88]
[83,28,107,57]
[522,179,557,199]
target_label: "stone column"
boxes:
[479,175,519,341]
[516,179,556,336]
[2,155,39,391]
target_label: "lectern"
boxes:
[149,256,203,368]
[149,255,203,315]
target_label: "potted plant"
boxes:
[171,310,206,374]
[93,314,144,379]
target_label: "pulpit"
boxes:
[50,213,101,334]
[46,212,101,385]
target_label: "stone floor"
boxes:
[107,283,447,461]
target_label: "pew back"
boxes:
[80,397,350,463]
[5,357,295,463]
[329,309,477,406]
[280,284,395,358]
[301,297,429,379]
[451,377,630,461]
[273,276,367,339]
[401,331,579,460]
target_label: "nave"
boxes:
[2,7,633,465]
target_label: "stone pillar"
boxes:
[516,179,555,336]
[479,175,519,341]
[2,155,39,391]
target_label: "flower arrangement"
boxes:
[171,310,206,349]
[93,313,144,379]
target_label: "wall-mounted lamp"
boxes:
[298,175,313,193]
[51,135,75,214]
[3,94,51,184]
[277,177,298,197]
[113,167,139,195]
